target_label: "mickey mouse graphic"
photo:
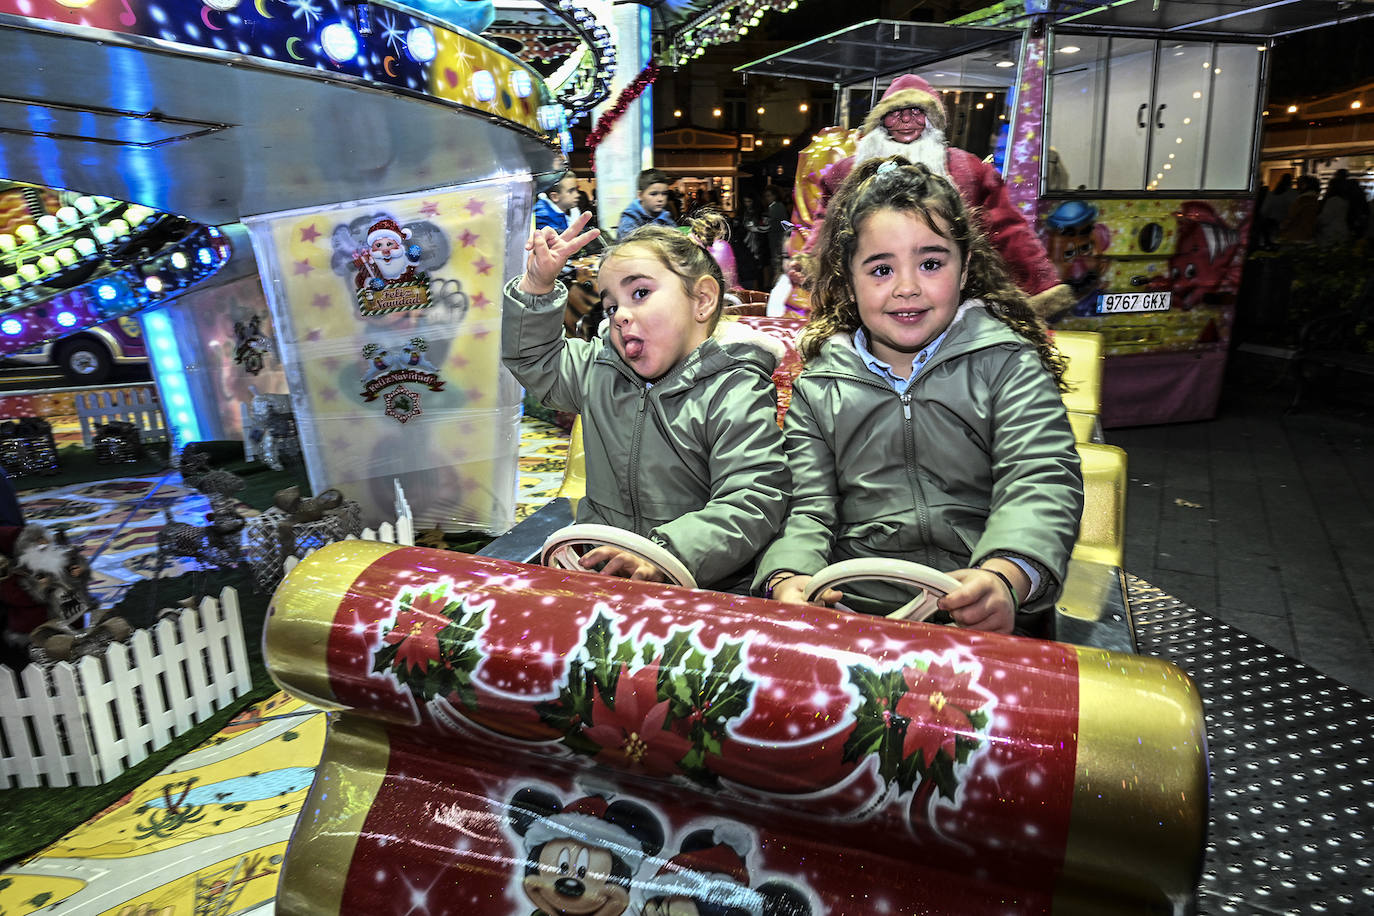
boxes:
[508,787,666,916]
[640,826,812,916]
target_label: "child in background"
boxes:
[617,169,676,236]
[754,157,1083,635]
[503,211,790,591]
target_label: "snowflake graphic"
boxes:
[288,0,323,28]
[384,385,423,424]
[378,10,404,54]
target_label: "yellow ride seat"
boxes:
[1072,442,1127,569]
[555,415,586,513]
[1052,329,1105,444]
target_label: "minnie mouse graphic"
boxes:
[640,826,811,916]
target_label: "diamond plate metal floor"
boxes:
[1130,576,1374,915]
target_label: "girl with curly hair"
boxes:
[754,157,1082,635]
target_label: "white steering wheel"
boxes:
[803,558,962,622]
[539,524,696,589]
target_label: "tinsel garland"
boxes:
[586,64,659,166]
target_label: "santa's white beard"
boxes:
[854,127,950,179]
[373,253,410,279]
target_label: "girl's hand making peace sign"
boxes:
[519,211,601,296]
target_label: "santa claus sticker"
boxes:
[353,216,433,316]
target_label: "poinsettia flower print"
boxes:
[382,590,452,674]
[582,662,691,776]
[896,658,986,764]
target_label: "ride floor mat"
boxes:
[0,692,325,916]
[514,414,568,522]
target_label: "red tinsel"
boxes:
[586,64,659,167]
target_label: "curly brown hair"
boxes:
[600,210,733,331]
[803,157,1067,389]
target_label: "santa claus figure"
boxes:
[792,74,1073,319]
[354,218,421,290]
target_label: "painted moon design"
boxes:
[254,0,274,16]
[383,55,398,77]
[201,7,223,30]
[286,36,304,60]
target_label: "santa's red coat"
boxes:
[1,525,48,635]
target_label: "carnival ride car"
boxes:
[4,316,149,384]
[0,183,233,367]
[258,313,1188,914]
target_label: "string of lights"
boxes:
[665,0,800,66]
[0,196,232,354]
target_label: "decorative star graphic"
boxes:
[384,385,424,424]
[293,258,314,276]
[306,328,323,341]
[465,388,484,404]
[470,291,490,310]
[464,199,486,216]
[300,224,321,244]
[320,388,338,402]
[452,42,477,71]
[459,229,479,248]
[312,293,331,310]
[419,201,440,217]
[473,256,493,275]
[471,326,491,339]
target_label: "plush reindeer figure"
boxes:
[273,486,346,555]
[150,509,247,609]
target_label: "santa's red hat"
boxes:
[861,73,948,137]
[367,218,411,247]
[645,826,763,914]
[522,795,652,874]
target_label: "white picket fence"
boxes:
[0,489,416,789]
[0,590,252,788]
[76,388,169,448]
[393,477,415,547]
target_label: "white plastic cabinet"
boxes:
[1047,32,1264,193]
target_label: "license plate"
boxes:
[1096,292,1172,314]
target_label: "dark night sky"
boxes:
[1267,16,1374,100]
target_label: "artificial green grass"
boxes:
[0,564,275,869]
[12,442,171,492]
[177,441,313,512]
[12,439,310,514]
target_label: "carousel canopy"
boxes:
[735,20,1019,87]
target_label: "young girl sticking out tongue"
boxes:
[504,211,790,592]
[755,157,1083,636]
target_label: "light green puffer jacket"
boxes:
[502,278,791,590]
[753,301,1083,620]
